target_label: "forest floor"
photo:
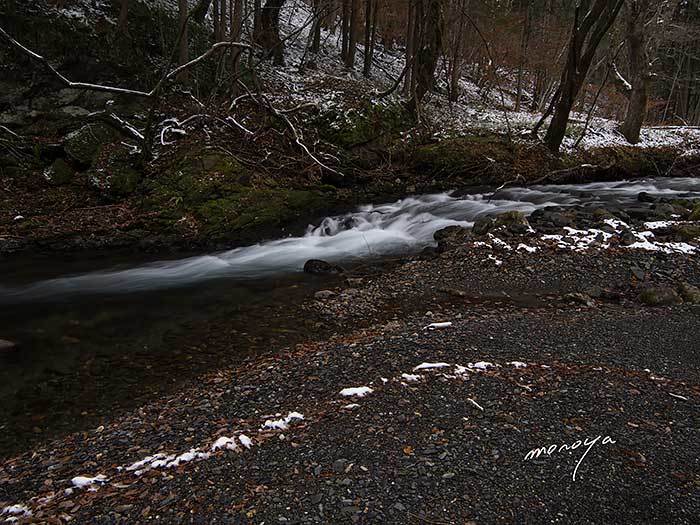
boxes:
[2,200,699,524]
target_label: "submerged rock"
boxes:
[304,259,344,275]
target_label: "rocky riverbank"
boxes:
[1,193,699,524]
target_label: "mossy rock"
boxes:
[689,204,700,221]
[678,282,700,304]
[673,224,700,242]
[194,188,331,238]
[316,101,412,149]
[638,286,682,306]
[64,123,120,166]
[43,158,75,185]
[87,145,142,198]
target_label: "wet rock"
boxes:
[495,211,531,234]
[620,231,638,247]
[303,259,344,275]
[314,290,337,300]
[650,203,676,219]
[638,287,681,306]
[637,192,657,203]
[434,226,470,251]
[472,217,494,236]
[677,282,700,304]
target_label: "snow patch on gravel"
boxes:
[263,411,305,430]
[71,474,108,489]
[413,362,451,371]
[424,322,452,330]
[401,373,421,382]
[211,437,238,452]
[339,386,374,397]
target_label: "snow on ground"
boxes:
[71,475,108,490]
[424,322,452,330]
[339,386,374,397]
[45,0,700,152]
[262,411,305,430]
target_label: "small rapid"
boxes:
[4,177,700,300]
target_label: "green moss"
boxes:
[317,101,412,149]
[194,188,329,237]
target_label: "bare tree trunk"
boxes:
[178,0,189,81]
[407,0,443,113]
[260,0,287,66]
[231,0,244,90]
[544,0,624,153]
[117,0,129,33]
[253,0,263,43]
[620,0,650,144]
[345,0,360,68]
[403,0,416,96]
[362,0,377,77]
[341,0,349,60]
[515,4,531,112]
[213,0,221,41]
[310,0,323,53]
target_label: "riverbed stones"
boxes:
[303,259,345,275]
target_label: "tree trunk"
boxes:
[620,1,650,144]
[310,0,323,53]
[117,0,129,33]
[515,5,531,112]
[345,0,360,68]
[407,0,443,113]
[231,0,243,89]
[178,0,189,81]
[260,0,287,66]
[341,0,350,61]
[544,0,624,153]
[403,0,416,96]
[253,0,263,43]
[362,0,377,77]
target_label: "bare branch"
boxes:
[0,25,152,97]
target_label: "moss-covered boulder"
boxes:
[43,158,75,185]
[64,123,120,166]
[638,286,682,306]
[678,282,700,304]
[87,145,142,199]
[317,101,412,150]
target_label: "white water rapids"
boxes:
[4,178,700,299]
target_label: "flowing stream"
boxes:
[3,177,700,301]
[1,177,699,456]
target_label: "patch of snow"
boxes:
[263,411,305,430]
[468,361,496,370]
[239,434,253,449]
[413,362,451,371]
[424,322,452,330]
[2,506,31,519]
[516,244,538,253]
[339,386,373,397]
[401,373,421,382]
[71,474,108,489]
[508,361,528,368]
[211,437,238,452]
[343,403,360,409]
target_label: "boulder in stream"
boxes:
[303,259,345,275]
